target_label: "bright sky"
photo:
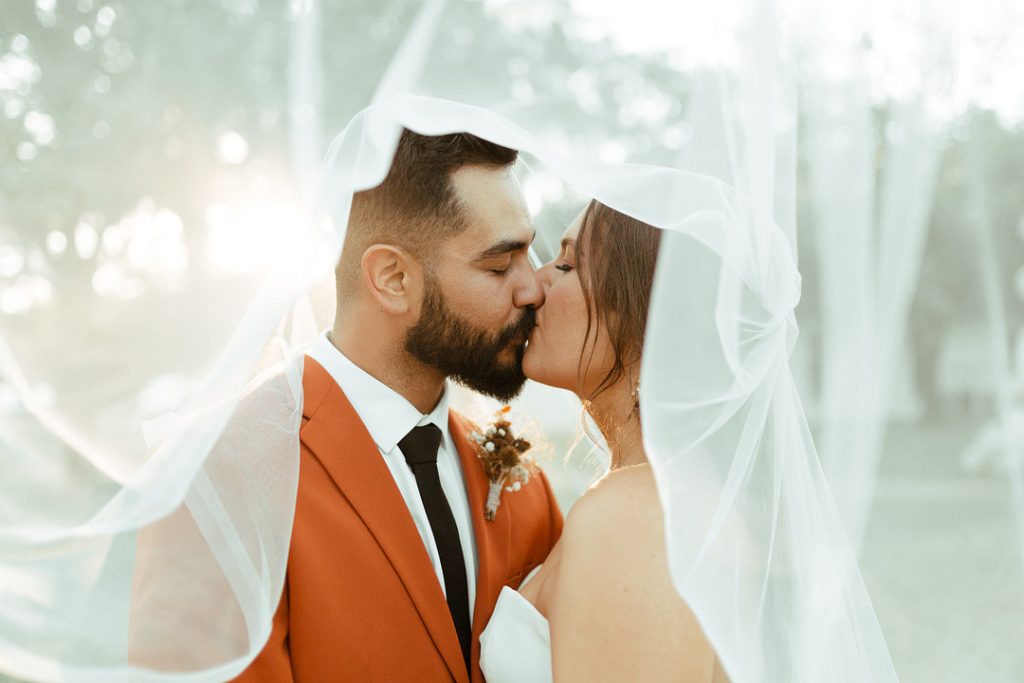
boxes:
[564,0,1023,123]
[567,0,743,67]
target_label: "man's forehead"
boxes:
[452,165,526,209]
[450,165,534,245]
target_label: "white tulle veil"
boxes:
[12,0,1019,679]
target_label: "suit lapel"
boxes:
[300,356,468,683]
[449,413,512,681]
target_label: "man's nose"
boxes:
[513,262,546,309]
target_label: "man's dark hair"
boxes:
[338,129,518,294]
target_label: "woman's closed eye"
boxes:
[555,263,573,273]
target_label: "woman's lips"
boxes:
[524,325,539,350]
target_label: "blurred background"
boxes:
[2,0,1023,680]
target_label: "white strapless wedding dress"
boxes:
[479,585,553,683]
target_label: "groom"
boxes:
[235,130,563,682]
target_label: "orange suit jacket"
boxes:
[235,356,563,682]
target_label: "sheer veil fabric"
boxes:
[0,0,913,680]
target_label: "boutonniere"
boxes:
[467,406,538,521]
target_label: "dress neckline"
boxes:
[498,585,548,625]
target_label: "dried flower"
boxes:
[465,408,537,521]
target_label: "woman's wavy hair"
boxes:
[575,200,662,405]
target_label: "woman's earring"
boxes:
[631,380,641,412]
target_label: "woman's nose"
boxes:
[535,259,557,289]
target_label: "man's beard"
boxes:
[405,277,535,403]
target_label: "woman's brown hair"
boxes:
[575,200,662,404]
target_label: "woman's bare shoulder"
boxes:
[564,464,661,539]
[556,463,666,581]
[547,462,720,681]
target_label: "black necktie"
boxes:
[398,424,472,674]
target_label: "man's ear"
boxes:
[361,244,419,314]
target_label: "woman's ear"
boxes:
[361,244,420,315]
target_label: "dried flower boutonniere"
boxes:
[468,406,538,521]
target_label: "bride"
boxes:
[480,201,730,682]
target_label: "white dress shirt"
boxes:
[308,332,478,618]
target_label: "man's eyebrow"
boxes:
[475,231,537,260]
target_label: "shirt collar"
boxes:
[308,332,451,453]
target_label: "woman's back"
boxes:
[519,464,728,682]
